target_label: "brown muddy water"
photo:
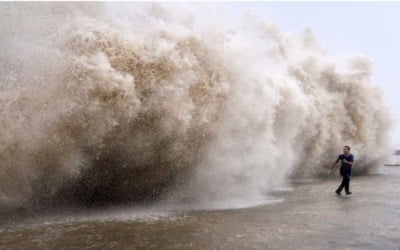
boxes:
[1,166,399,250]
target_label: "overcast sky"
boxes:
[225,2,400,148]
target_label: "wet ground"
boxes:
[1,166,399,250]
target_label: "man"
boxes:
[332,145,354,195]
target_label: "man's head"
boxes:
[343,145,351,155]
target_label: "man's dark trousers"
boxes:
[337,174,350,193]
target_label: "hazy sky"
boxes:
[225,2,400,148]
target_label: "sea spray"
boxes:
[0,2,391,211]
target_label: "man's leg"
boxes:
[344,175,351,194]
[336,176,345,194]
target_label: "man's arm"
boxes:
[331,158,340,169]
[342,159,353,165]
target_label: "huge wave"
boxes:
[0,2,392,212]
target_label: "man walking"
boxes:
[332,145,354,195]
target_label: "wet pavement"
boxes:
[1,166,399,250]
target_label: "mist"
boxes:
[0,2,391,212]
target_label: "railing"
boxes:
[384,150,400,166]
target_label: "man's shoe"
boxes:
[335,190,341,195]
[345,192,352,195]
